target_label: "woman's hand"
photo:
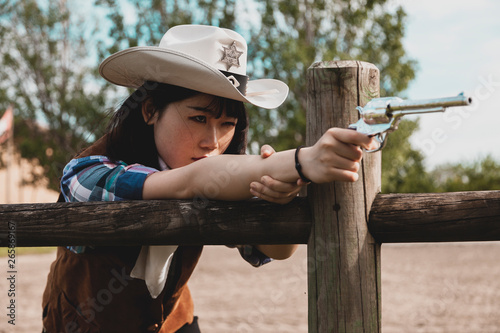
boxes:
[250,144,302,260]
[298,128,378,184]
[250,144,307,204]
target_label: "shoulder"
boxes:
[64,155,156,175]
[61,155,158,202]
[63,155,117,174]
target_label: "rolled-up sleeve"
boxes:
[60,156,158,202]
[235,245,272,267]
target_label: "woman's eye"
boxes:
[191,115,206,123]
[223,121,237,127]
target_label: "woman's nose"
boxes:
[200,126,218,150]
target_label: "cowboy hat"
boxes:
[99,25,289,109]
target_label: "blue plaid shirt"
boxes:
[61,155,271,267]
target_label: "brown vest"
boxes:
[42,136,203,333]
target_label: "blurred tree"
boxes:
[380,120,500,193]
[94,0,416,152]
[380,119,435,193]
[0,0,113,190]
[247,0,417,152]
[95,0,426,193]
[245,0,426,193]
[9,0,491,195]
[94,0,238,57]
[431,156,500,192]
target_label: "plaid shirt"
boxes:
[61,155,271,266]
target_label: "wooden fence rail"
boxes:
[0,198,312,247]
[369,190,500,243]
[2,191,499,247]
[1,60,499,332]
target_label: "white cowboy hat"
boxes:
[99,25,289,109]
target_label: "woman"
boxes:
[42,25,375,333]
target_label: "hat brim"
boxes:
[99,47,289,109]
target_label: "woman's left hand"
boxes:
[250,144,308,204]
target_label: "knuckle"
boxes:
[326,128,337,135]
[354,150,363,161]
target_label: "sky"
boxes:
[395,0,500,170]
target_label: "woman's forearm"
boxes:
[143,150,299,200]
[143,128,376,201]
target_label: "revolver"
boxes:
[349,93,472,152]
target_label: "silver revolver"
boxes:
[349,93,472,152]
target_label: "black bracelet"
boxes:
[295,146,312,183]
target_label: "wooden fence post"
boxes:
[306,60,382,332]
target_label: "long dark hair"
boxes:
[105,81,248,169]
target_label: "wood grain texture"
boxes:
[306,60,382,333]
[0,198,312,247]
[369,191,500,243]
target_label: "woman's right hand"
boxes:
[298,128,377,183]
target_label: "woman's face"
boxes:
[147,93,238,169]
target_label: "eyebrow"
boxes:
[187,105,237,119]
[188,106,216,114]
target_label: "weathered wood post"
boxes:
[306,60,382,332]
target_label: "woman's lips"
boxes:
[192,156,207,161]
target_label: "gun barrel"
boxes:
[388,94,472,112]
[351,93,473,153]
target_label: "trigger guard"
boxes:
[365,133,386,153]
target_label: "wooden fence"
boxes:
[1,60,500,332]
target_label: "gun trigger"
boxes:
[365,133,386,153]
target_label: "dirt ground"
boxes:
[2,242,500,333]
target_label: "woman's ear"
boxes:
[141,99,157,125]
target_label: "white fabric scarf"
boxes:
[130,157,177,299]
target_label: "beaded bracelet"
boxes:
[295,146,312,183]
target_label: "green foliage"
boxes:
[246,0,417,152]
[5,0,496,195]
[380,120,500,193]
[381,119,435,193]
[93,0,417,153]
[0,0,113,190]
[430,156,500,192]
[94,0,238,55]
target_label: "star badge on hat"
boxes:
[220,41,243,70]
